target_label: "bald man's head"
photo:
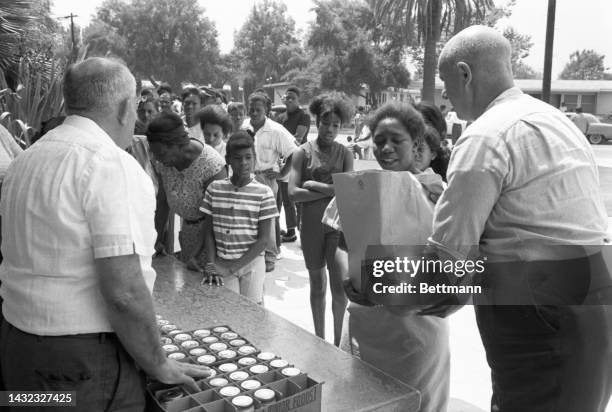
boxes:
[438,25,514,120]
[63,57,136,116]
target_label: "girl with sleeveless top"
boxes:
[288,92,354,346]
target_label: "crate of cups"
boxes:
[150,319,322,411]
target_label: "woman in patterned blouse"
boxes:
[146,112,227,271]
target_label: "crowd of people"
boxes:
[0,24,611,412]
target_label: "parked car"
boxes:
[565,112,612,144]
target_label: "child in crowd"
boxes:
[323,102,450,412]
[227,102,246,138]
[288,92,354,346]
[414,101,451,181]
[197,104,232,157]
[200,131,278,304]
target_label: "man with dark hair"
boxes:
[275,86,311,243]
[247,92,297,271]
[0,57,210,410]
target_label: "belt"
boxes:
[3,319,116,343]
[184,215,206,225]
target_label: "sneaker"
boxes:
[265,261,275,272]
[280,229,287,236]
[281,233,297,242]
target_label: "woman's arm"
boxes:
[287,148,329,203]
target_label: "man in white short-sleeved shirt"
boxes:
[0,57,210,410]
[425,26,612,411]
[246,92,297,271]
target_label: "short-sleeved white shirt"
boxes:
[249,118,296,172]
[0,115,157,335]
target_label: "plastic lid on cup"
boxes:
[281,367,302,377]
[231,395,254,408]
[254,388,275,402]
[168,352,186,360]
[219,386,241,397]
[249,364,269,374]
[196,355,216,365]
[229,339,247,347]
[189,348,207,356]
[167,329,185,337]
[229,371,249,381]
[202,336,219,344]
[238,345,256,355]
[173,333,192,342]
[220,332,239,340]
[218,350,237,359]
[269,359,289,368]
[209,342,228,352]
[209,377,229,387]
[161,324,177,332]
[240,379,261,391]
[181,340,199,349]
[237,357,257,366]
[160,337,172,345]
[193,329,211,337]
[257,352,275,361]
[218,363,239,373]
[162,344,179,353]
[213,326,230,333]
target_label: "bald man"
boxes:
[0,58,210,411]
[426,26,612,411]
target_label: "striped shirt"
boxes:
[200,178,278,259]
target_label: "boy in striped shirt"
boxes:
[200,131,278,304]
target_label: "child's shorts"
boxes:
[224,255,266,304]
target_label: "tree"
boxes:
[0,0,39,73]
[502,26,539,79]
[298,0,411,106]
[87,0,221,89]
[559,49,609,80]
[374,0,495,102]
[232,0,301,96]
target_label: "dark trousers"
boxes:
[0,319,146,412]
[474,253,612,412]
[276,181,298,230]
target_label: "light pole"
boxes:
[542,0,556,104]
[58,13,79,61]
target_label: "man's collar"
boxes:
[485,86,523,112]
[62,115,116,147]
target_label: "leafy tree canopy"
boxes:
[559,49,610,80]
[87,0,220,89]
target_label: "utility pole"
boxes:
[58,13,79,61]
[542,0,556,104]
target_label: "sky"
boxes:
[50,0,612,78]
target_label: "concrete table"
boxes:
[152,256,421,412]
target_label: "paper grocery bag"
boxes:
[333,170,434,292]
